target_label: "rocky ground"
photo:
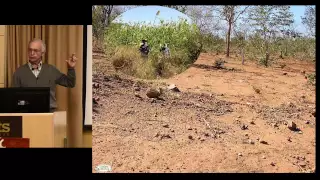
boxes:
[92,53,316,173]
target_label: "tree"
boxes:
[248,6,294,66]
[233,20,250,65]
[92,6,125,50]
[301,6,315,37]
[218,6,249,57]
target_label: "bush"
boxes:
[104,19,201,79]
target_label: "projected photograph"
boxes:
[92,5,315,173]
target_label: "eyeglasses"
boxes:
[28,48,42,53]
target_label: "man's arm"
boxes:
[54,67,76,88]
[12,71,21,87]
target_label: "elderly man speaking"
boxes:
[12,38,77,112]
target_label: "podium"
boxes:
[0,111,67,148]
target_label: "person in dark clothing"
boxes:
[139,39,150,58]
[12,38,76,112]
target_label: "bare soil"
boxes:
[92,53,315,173]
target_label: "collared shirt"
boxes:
[28,61,42,78]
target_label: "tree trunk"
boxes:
[284,42,288,56]
[226,21,232,57]
[241,47,245,65]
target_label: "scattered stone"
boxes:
[167,84,180,92]
[93,83,100,88]
[262,156,266,159]
[249,139,254,144]
[154,114,157,117]
[154,132,160,138]
[249,120,255,125]
[221,93,224,96]
[171,129,175,132]
[134,87,140,91]
[312,111,316,117]
[151,98,157,103]
[161,134,171,139]
[204,133,210,137]
[298,131,303,134]
[244,133,249,137]
[237,115,241,118]
[299,161,306,168]
[188,135,193,140]
[271,123,278,128]
[259,140,268,144]
[134,93,142,98]
[301,70,306,74]
[283,72,288,75]
[163,124,169,128]
[305,121,310,124]
[241,124,248,130]
[186,126,193,130]
[146,88,162,98]
[200,138,205,142]
[287,120,297,131]
[270,162,276,166]
[238,153,243,157]
[287,137,292,142]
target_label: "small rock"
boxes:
[283,72,287,75]
[301,95,306,99]
[168,84,180,92]
[154,133,160,137]
[171,129,175,132]
[305,121,310,124]
[237,115,241,118]
[262,156,266,159]
[287,120,297,131]
[134,93,141,98]
[163,124,169,128]
[134,87,140,91]
[312,111,316,117]
[249,120,255,125]
[187,126,193,130]
[259,140,268,144]
[221,93,224,96]
[249,139,254,144]
[271,123,278,128]
[188,135,193,140]
[200,138,205,142]
[299,161,306,168]
[270,162,276,166]
[287,137,292,142]
[241,124,248,130]
[151,98,157,103]
[161,134,171,139]
[245,133,249,137]
[204,133,210,137]
[298,131,303,134]
[238,153,242,157]
[146,88,161,98]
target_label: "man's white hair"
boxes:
[29,38,46,53]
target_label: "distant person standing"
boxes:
[139,39,150,59]
[160,43,170,58]
[12,38,77,112]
